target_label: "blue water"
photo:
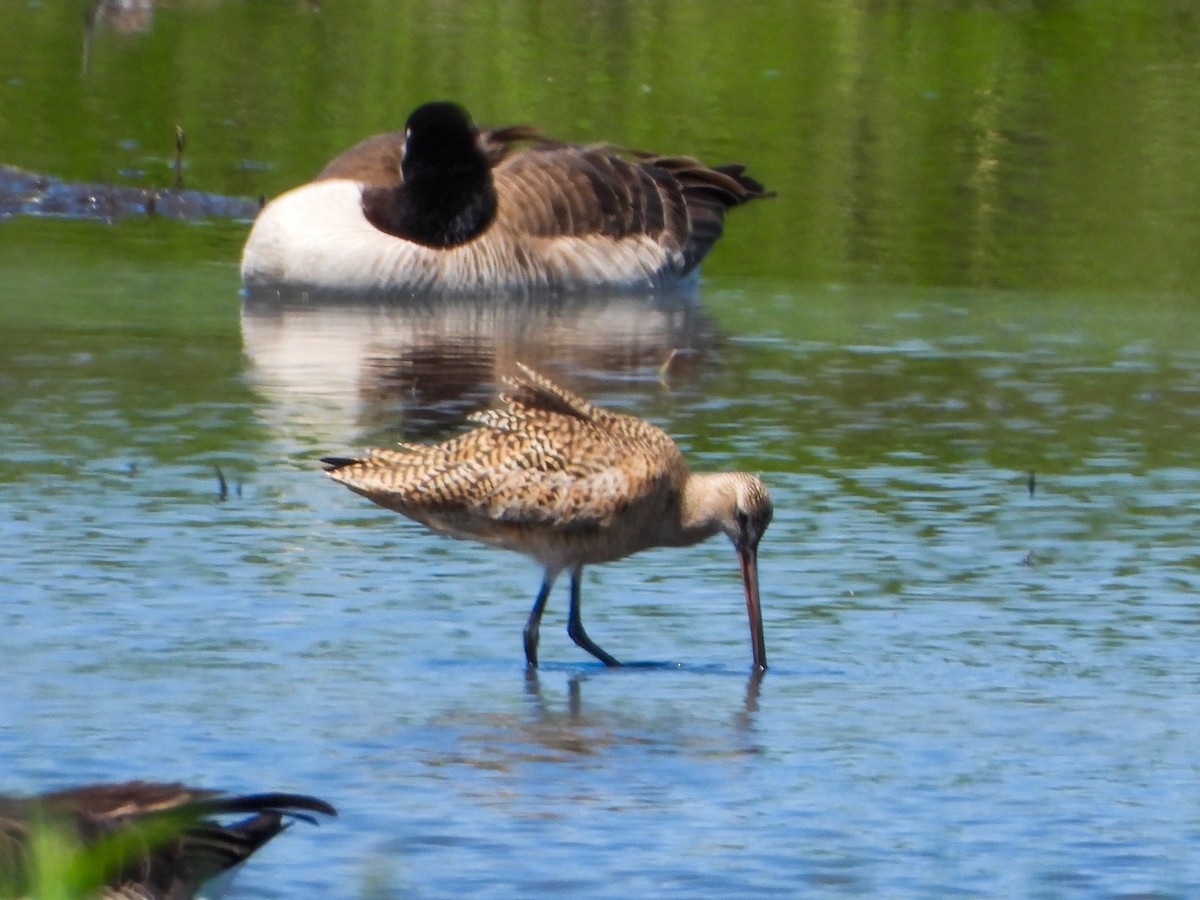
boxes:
[4,2,1200,894]
[3,278,1199,897]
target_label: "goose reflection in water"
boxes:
[239,288,723,445]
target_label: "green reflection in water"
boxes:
[3,1,1200,293]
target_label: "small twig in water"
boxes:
[657,349,679,387]
[214,465,228,501]
[173,125,186,189]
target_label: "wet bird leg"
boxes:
[567,565,622,667]
[523,571,556,668]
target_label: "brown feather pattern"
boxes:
[486,141,754,274]
[0,781,335,900]
[327,365,683,564]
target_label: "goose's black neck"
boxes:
[362,101,497,248]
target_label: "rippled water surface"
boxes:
[4,2,1200,897]
[4,250,1199,896]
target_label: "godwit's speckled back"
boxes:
[325,365,690,568]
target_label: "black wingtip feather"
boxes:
[321,456,361,471]
[193,792,339,821]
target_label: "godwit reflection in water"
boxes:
[240,288,723,446]
[410,670,765,773]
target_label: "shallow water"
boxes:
[4,247,1200,895]
[4,3,1200,897]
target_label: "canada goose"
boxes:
[0,781,336,899]
[322,364,772,669]
[241,101,771,295]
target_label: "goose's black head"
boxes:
[362,100,498,248]
[401,102,480,180]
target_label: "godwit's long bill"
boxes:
[322,364,772,670]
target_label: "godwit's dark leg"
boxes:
[566,565,621,667]
[523,569,558,669]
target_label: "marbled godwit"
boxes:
[242,100,771,295]
[0,781,335,899]
[322,364,772,669]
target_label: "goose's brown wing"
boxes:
[493,145,687,242]
[493,144,769,273]
[645,155,772,272]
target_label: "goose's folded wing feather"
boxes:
[493,146,689,243]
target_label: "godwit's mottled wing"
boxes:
[327,366,685,533]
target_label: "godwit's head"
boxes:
[725,472,773,554]
[688,471,772,671]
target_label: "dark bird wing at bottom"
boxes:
[0,781,336,900]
